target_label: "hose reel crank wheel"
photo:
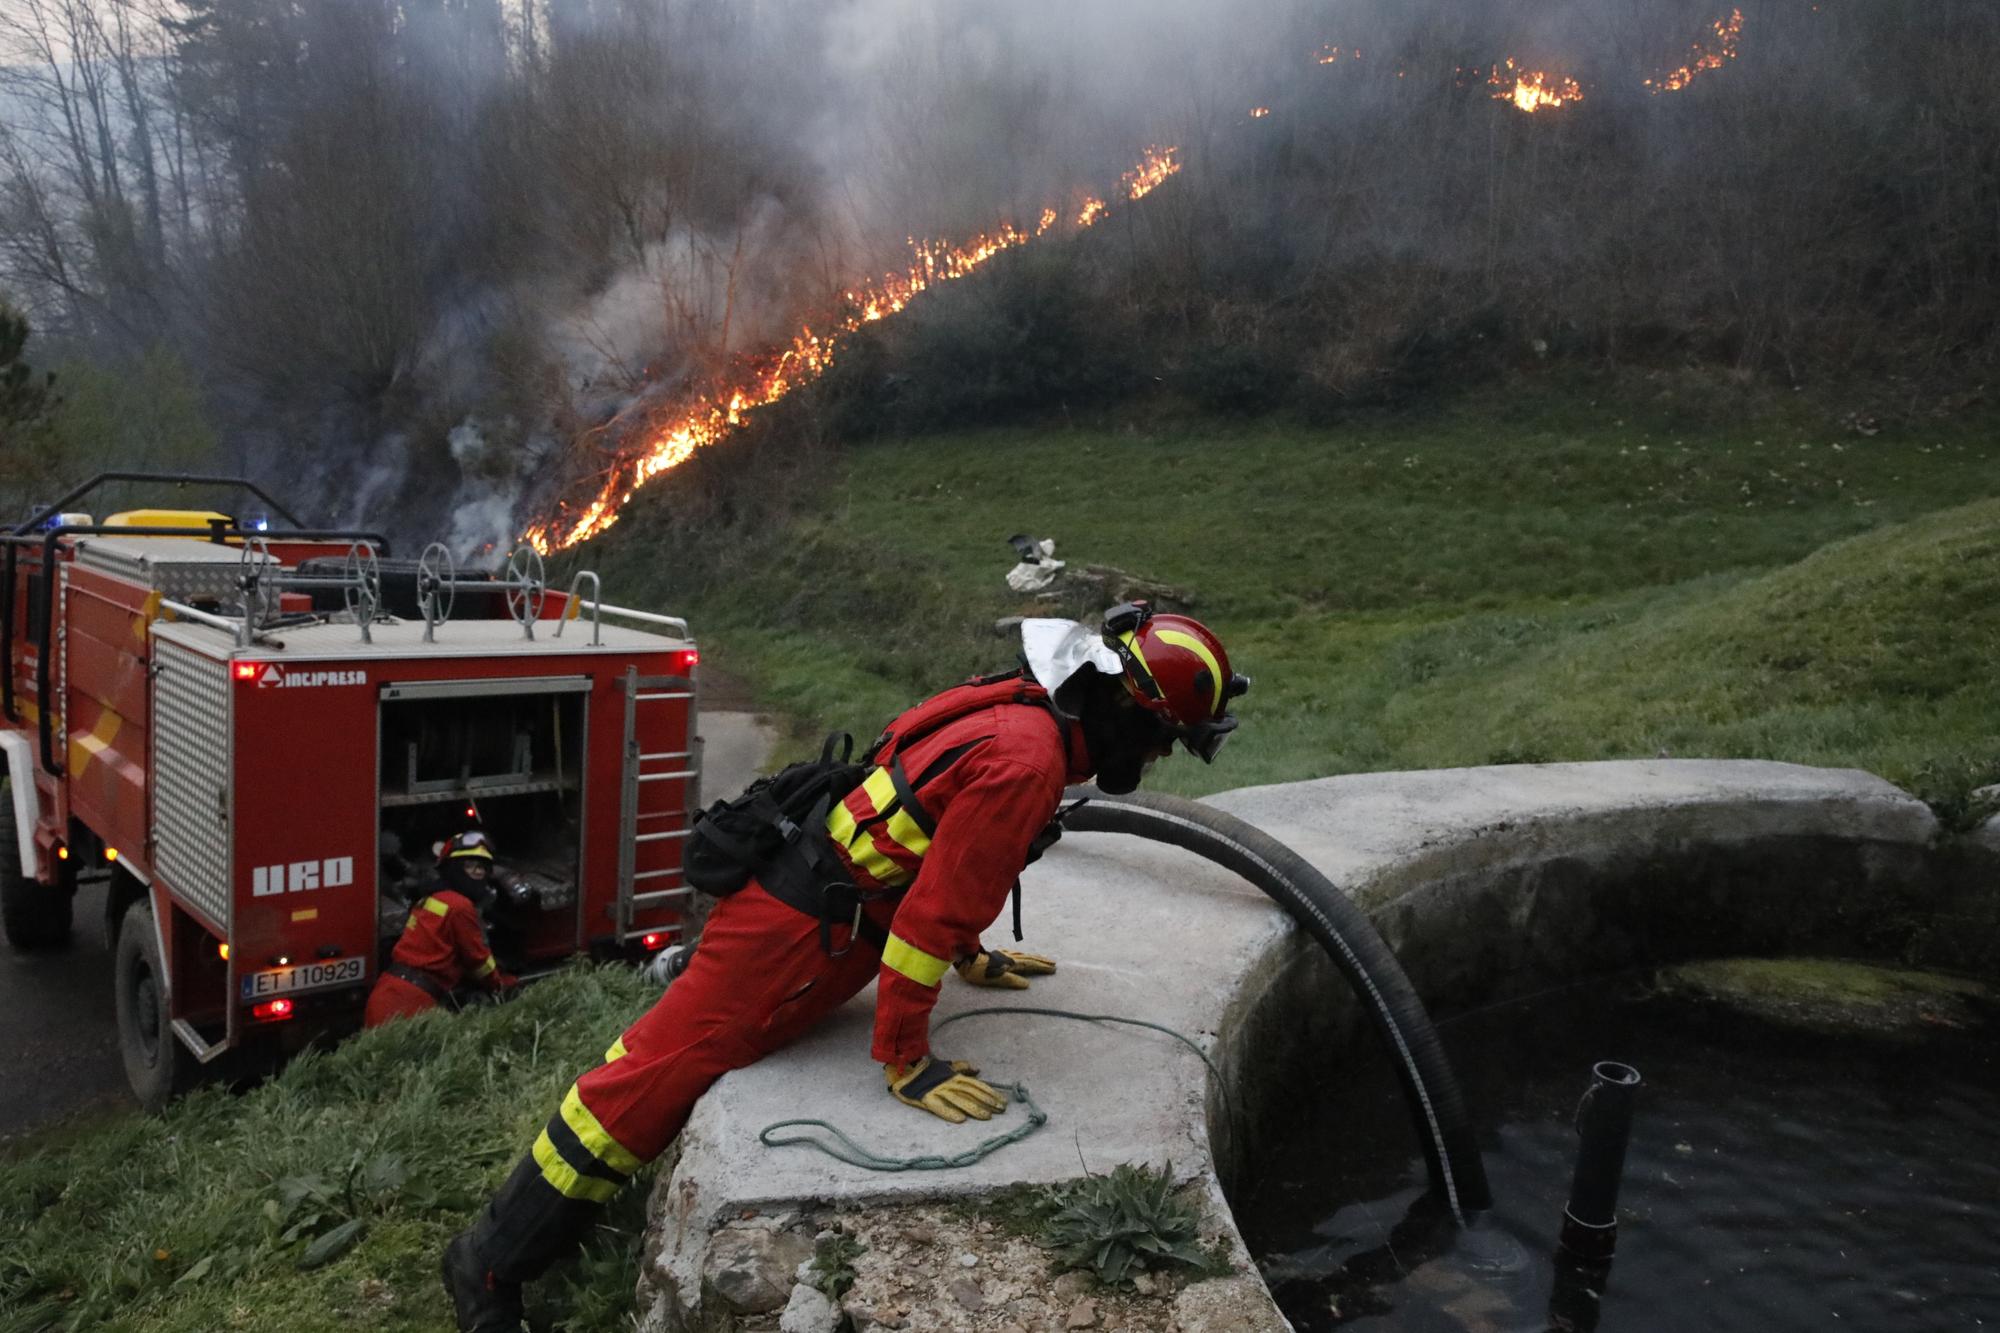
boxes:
[237,536,281,624]
[417,541,457,632]
[342,541,383,626]
[504,544,547,632]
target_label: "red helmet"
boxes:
[1101,602,1248,762]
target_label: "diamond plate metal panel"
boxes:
[74,536,272,604]
[152,639,232,927]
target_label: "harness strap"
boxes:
[388,962,453,1003]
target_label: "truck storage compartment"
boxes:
[376,678,588,972]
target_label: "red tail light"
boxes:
[252,999,294,1021]
[641,932,665,950]
[232,661,258,681]
[672,649,699,673]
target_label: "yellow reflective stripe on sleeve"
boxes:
[561,1085,644,1175]
[532,1129,618,1203]
[1156,628,1226,711]
[421,898,449,917]
[405,915,418,930]
[604,1037,628,1064]
[881,933,950,988]
[475,955,497,977]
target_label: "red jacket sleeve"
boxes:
[449,898,506,988]
[871,753,1064,1065]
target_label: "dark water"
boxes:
[1237,974,2000,1332]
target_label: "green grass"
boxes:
[7,391,1996,1329]
[0,965,660,1333]
[581,394,2000,808]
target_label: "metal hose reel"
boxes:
[417,542,457,642]
[504,544,547,639]
[342,541,383,643]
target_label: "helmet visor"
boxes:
[1178,713,1238,764]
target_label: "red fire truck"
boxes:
[2,473,700,1109]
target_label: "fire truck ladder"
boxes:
[615,664,699,943]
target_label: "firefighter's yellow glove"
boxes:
[885,1056,1010,1124]
[953,949,1057,990]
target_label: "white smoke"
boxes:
[443,418,527,560]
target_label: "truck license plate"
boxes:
[240,957,366,1001]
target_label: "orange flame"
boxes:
[1487,59,1584,112]
[1646,8,1744,93]
[1250,106,1271,119]
[1316,45,1342,64]
[525,148,1183,553]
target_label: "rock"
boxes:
[1971,812,2000,857]
[1131,1272,1157,1295]
[958,1252,980,1268]
[949,1276,987,1310]
[705,1227,816,1315]
[853,1309,908,1331]
[780,1284,841,1333]
[1066,1297,1100,1328]
[996,1323,1030,1333]
[1171,1275,1291,1332]
[1053,1271,1095,1300]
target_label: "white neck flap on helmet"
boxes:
[1021,617,1123,716]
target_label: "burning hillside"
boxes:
[1648,8,1746,93]
[526,148,1182,553]
[1487,59,1585,113]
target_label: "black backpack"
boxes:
[682,732,865,896]
[681,671,1061,899]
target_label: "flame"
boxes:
[526,148,1183,553]
[1316,45,1342,64]
[1250,106,1271,119]
[1487,59,1584,112]
[1646,8,1744,93]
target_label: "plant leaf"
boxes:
[171,1254,215,1287]
[296,1218,366,1271]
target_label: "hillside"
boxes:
[572,395,2000,809]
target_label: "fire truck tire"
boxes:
[0,781,73,950]
[115,901,196,1112]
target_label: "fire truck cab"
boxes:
[2,474,699,1109]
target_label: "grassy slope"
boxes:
[588,395,2000,804]
[9,396,1995,1331]
[0,967,660,1333]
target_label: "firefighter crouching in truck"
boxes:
[365,831,519,1026]
[441,603,1247,1332]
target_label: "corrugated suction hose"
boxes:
[1064,787,1493,1223]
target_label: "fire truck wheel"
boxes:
[115,901,195,1112]
[0,781,73,950]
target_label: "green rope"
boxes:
[755,1005,1227,1172]
[759,1083,1048,1171]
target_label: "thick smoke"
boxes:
[7,0,1994,554]
[400,0,1299,557]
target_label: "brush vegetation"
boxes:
[0,966,660,1333]
[576,386,2000,817]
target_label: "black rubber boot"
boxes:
[442,1156,607,1332]
[441,1230,525,1333]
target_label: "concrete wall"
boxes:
[636,760,1988,1331]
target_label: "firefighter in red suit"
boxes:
[364,831,518,1026]
[442,604,1246,1331]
